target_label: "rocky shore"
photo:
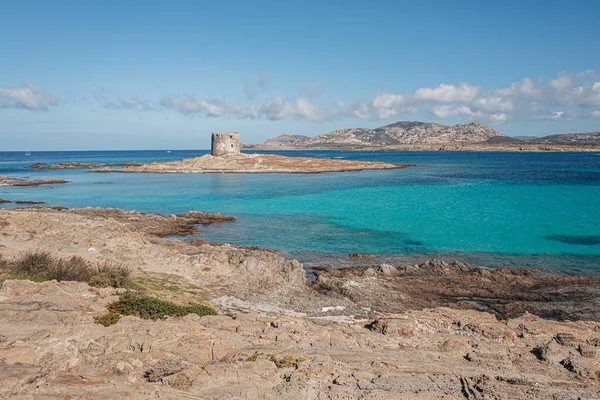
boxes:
[1,207,599,399]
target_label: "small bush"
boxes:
[268,354,305,369]
[12,250,54,276]
[246,351,262,362]
[94,312,121,326]
[107,291,217,320]
[88,262,131,288]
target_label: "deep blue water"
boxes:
[1,150,599,275]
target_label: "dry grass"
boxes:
[48,256,93,282]
[5,250,130,288]
[12,250,55,276]
[88,262,132,288]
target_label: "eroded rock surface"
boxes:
[1,279,599,399]
[1,208,599,399]
[314,260,600,321]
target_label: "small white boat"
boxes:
[167,149,172,153]
[25,150,31,156]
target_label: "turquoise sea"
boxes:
[1,150,599,275]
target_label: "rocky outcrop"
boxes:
[314,259,600,321]
[0,177,68,187]
[26,162,142,170]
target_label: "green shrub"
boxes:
[245,351,262,362]
[268,354,305,369]
[94,312,121,326]
[108,291,217,320]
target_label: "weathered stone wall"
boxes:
[211,132,240,156]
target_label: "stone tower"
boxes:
[211,132,240,156]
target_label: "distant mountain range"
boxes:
[252,122,600,148]
[258,121,504,148]
[525,132,600,145]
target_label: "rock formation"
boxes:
[211,132,240,156]
[0,176,68,187]
[1,207,600,399]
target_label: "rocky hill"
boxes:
[263,134,310,147]
[530,132,600,145]
[256,121,505,148]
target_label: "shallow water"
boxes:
[1,150,599,275]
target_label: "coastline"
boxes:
[1,206,599,398]
[243,142,600,152]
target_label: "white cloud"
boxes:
[550,72,574,92]
[546,71,600,107]
[371,93,406,108]
[0,83,57,111]
[496,78,540,98]
[535,111,571,121]
[258,97,330,122]
[160,95,330,122]
[432,105,479,119]
[336,100,370,119]
[474,96,514,113]
[12,69,597,127]
[488,113,508,123]
[431,105,507,124]
[160,97,255,118]
[413,83,479,103]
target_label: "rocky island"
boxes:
[245,122,600,152]
[1,206,600,399]
[51,132,408,174]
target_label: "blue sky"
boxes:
[1,0,599,150]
